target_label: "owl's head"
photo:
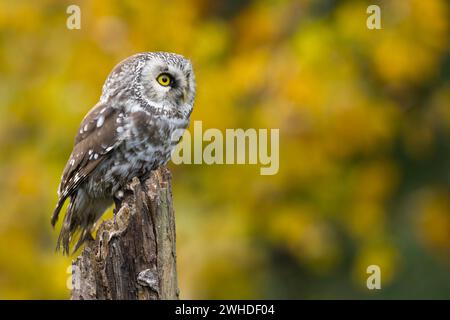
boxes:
[101,52,196,115]
[140,52,195,109]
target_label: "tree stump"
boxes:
[71,167,179,300]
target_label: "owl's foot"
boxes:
[139,170,153,184]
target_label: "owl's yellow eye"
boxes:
[156,73,173,87]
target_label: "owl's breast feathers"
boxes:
[51,102,122,226]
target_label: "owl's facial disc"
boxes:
[141,56,195,108]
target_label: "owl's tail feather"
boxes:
[51,195,68,227]
[55,190,112,255]
[72,230,95,255]
[56,199,76,255]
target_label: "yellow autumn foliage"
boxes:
[0,0,448,299]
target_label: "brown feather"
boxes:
[52,103,120,227]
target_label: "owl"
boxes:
[51,52,195,254]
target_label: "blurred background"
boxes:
[0,0,449,299]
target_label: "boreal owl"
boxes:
[51,52,195,254]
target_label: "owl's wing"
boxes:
[51,102,123,226]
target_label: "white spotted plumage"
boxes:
[51,52,195,254]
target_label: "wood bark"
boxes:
[71,167,179,300]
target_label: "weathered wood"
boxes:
[71,167,179,300]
